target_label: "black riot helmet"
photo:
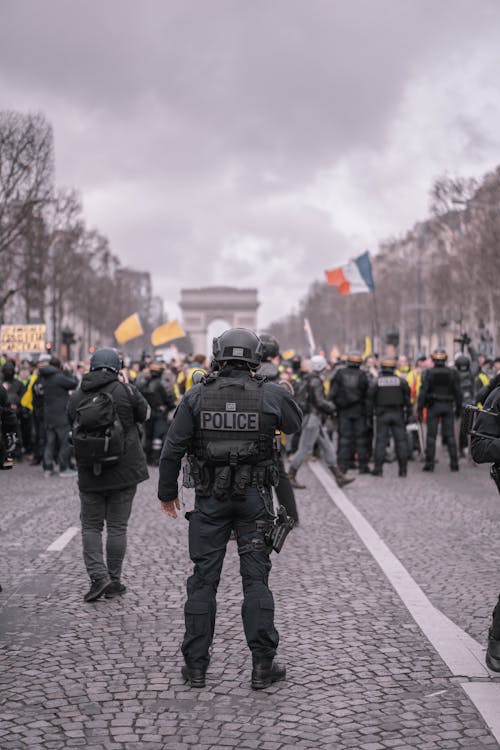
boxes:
[259,333,280,362]
[380,356,397,373]
[90,347,121,373]
[431,349,448,366]
[454,353,470,372]
[347,351,363,368]
[212,328,263,368]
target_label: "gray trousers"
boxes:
[290,412,335,470]
[80,486,136,582]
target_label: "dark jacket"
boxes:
[470,386,500,464]
[67,369,150,492]
[304,372,336,418]
[1,385,18,434]
[39,364,78,428]
[368,372,411,419]
[158,366,302,502]
[418,365,462,414]
[330,366,369,413]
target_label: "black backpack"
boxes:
[72,383,127,474]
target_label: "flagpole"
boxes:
[371,290,380,353]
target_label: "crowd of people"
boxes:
[2,330,500,680]
[1,340,499,480]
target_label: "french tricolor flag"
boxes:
[324,251,375,295]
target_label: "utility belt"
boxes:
[183,454,279,500]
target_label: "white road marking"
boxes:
[309,462,491,678]
[46,526,79,552]
[310,462,500,743]
[461,683,500,740]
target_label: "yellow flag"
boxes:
[282,348,295,360]
[151,319,185,347]
[363,336,372,358]
[114,313,143,345]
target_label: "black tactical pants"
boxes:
[374,409,407,473]
[425,402,458,467]
[182,487,279,671]
[145,411,167,465]
[338,410,369,470]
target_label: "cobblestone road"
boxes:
[1,452,500,749]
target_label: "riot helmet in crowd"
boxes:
[454,353,471,372]
[90,347,121,373]
[310,354,327,372]
[260,333,280,362]
[150,362,165,376]
[431,349,448,366]
[347,351,363,367]
[212,328,263,368]
[380,357,397,372]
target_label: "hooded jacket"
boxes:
[67,369,150,492]
[38,364,78,427]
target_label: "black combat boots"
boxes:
[181,665,206,688]
[251,658,286,690]
[486,630,500,672]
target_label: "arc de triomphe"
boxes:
[179,287,259,354]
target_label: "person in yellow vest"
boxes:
[396,355,411,378]
[475,367,490,407]
[406,355,426,409]
[184,354,208,392]
[21,355,51,465]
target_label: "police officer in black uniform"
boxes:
[158,328,302,690]
[257,333,299,524]
[369,357,411,477]
[138,362,176,465]
[470,382,500,671]
[418,349,462,472]
[330,351,370,474]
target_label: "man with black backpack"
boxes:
[68,348,150,603]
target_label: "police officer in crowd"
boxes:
[470,381,500,671]
[418,349,462,472]
[257,333,300,523]
[138,362,177,466]
[68,348,150,603]
[288,354,353,489]
[330,351,370,474]
[158,328,302,690]
[369,357,411,477]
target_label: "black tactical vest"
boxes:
[336,367,364,408]
[375,375,404,408]
[193,375,274,466]
[428,367,454,401]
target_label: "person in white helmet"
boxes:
[288,355,354,489]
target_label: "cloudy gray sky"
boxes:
[1,1,500,326]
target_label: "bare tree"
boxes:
[0,111,54,321]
